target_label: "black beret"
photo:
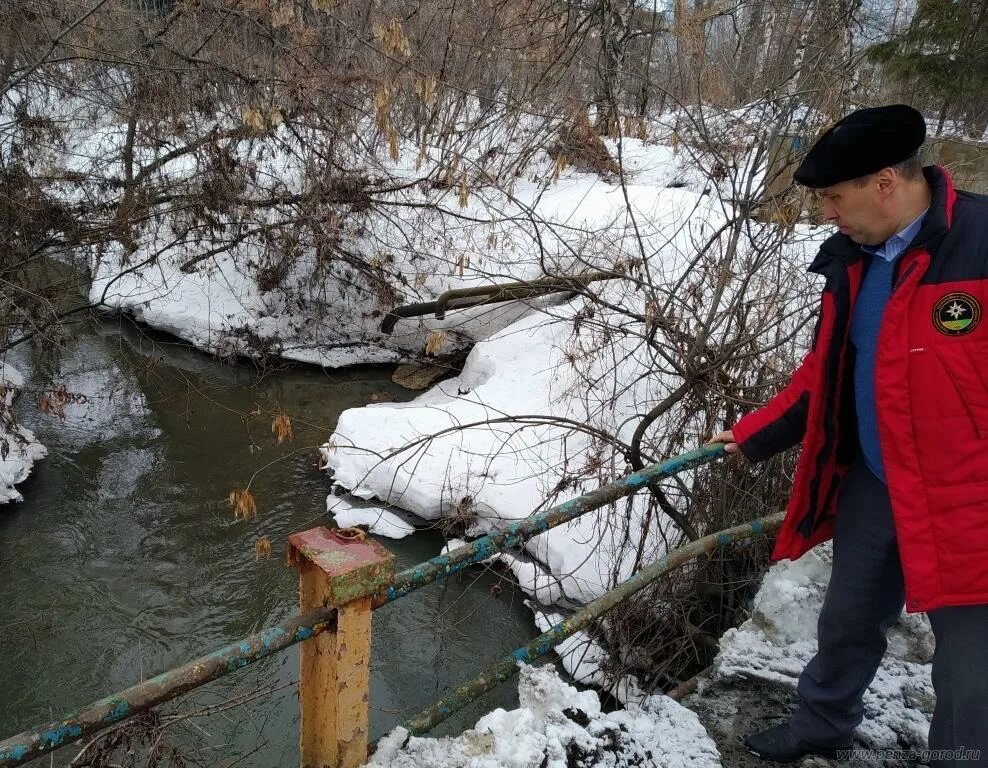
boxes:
[793,104,926,188]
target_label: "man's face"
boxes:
[814,177,888,246]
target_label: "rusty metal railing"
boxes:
[0,608,338,767]
[401,511,782,735]
[0,442,776,768]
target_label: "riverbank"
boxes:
[84,116,716,368]
[367,543,935,766]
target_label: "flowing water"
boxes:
[0,316,534,766]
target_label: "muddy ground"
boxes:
[685,678,926,768]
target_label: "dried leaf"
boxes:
[414,74,437,105]
[374,87,392,133]
[373,18,411,57]
[36,385,82,421]
[254,537,272,560]
[445,156,459,187]
[230,488,258,520]
[552,153,567,182]
[644,300,659,333]
[771,199,802,231]
[388,128,399,161]
[242,106,265,132]
[271,413,294,444]
[424,330,447,356]
[458,171,470,208]
[271,3,295,28]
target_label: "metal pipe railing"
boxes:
[0,607,338,768]
[401,511,784,735]
[0,443,728,767]
[376,443,727,605]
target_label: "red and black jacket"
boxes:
[733,166,988,612]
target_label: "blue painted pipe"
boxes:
[0,444,727,767]
[379,442,727,604]
[401,510,783,735]
[0,607,337,768]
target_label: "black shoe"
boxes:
[743,723,850,763]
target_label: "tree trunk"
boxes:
[937,99,950,136]
[735,0,766,101]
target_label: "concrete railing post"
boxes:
[287,526,395,768]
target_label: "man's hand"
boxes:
[707,430,740,455]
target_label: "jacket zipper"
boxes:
[892,259,919,293]
[868,255,921,487]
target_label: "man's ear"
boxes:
[875,167,896,196]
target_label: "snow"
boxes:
[322,183,818,606]
[327,494,416,539]
[368,663,721,768]
[73,106,595,366]
[705,542,935,750]
[497,552,568,607]
[0,363,48,503]
[531,606,612,689]
[305,101,822,616]
[16,89,800,372]
[308,113,832,749]
[324,305,624,603]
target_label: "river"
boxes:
[0,315,534,766]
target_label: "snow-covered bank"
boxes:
[369,663,721,768]
[0,363,48,503]
[327,494,416,539]
[690,543,933,761]
[371,546,935,768]
[84,125,707,368]
[11,79,796,371]
[322,187,819,607]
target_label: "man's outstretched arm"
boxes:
[709,344,820,463]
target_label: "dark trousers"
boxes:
[790,461,988,766]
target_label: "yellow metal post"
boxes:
[288,526,395,768]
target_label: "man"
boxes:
[710,104,988,765]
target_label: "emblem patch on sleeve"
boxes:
[933,292,982,336]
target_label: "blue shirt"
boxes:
[851,209,928,482]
